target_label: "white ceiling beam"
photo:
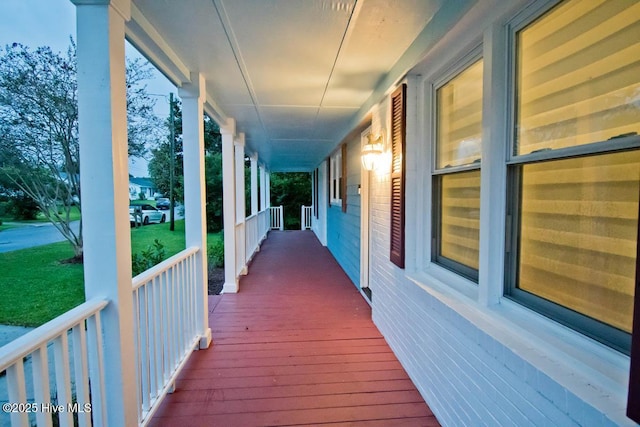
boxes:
[204,95,229,127]
[125,3,191,86]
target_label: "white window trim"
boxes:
[329,149,342,205]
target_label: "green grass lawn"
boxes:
[0,241,84,327]
[0,219,222,327]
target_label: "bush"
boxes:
[208,239,224,268]
[7,194,40,220]
[132,239,166,276]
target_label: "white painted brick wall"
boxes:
[367,166,627,427]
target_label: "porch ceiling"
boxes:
[128,0,448,172]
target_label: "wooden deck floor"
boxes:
[150,231,439,426]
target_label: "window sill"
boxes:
[411,264,479,301]
[405,271,630,424]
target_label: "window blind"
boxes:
[440,170,481,269]
[516,0,640,155]
[518,150,640,333]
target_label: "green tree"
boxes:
[205,152,223,232]
[0,41,162,258]
[149,102,222,203]
[270,172,312,229]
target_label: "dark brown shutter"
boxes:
[314,169,319,217]
[628,192,640,423]
[341,144,347,213]
[327,157,331,206]
[390,84,406,268]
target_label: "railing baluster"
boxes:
[72,323,91,427]
[170,265,177,372]
[87,310,107,427]
[31,344,53,427]
[140,285,150,415]
[133,288,142,423]
[154,275,163,396]
[53,334,73,427]
[177,259,184,356]
[6,359,29,427]
[147,278,157,402]
[191,254,198,340]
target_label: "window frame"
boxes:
[503,0,640,354]
[431,52,484,282]
[329,148,342,205]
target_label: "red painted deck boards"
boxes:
[150,231,438,427]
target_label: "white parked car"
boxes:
[129,204,166,226]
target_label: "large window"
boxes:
[505,0,640,353]
[432,58,483,281]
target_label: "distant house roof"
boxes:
[129,177,155,188]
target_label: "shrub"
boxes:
[208,239,224,268]
[132,239,166,276]
[7,194,40,220]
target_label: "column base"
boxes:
[199,328,212,349]
[222,280,239,293]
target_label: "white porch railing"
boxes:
[301,205,313,230]
[235,222,246,277]
[132,247,201,426]
[269,205,284,230]
[0,298,109,427]
[258,208,270,238]
[244,209,271,269]
[245,213,259,263]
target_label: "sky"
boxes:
[0,0,176,177]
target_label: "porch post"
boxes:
[266,171,271,208]
[178,73,212,348]
[73,0,136,425]
[235,133,247,275]
[221,120,238,293]
[250,154,258,217]
[259,166,267,211]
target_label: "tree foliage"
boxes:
[0,41,162,258]
[205,152,223,232]
[270,172,312,229]
[148,102,310,232]
[149,101,224,231]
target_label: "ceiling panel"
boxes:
[260,106,318,140]
[323,0,442,107]
[313,107,360,141]
[219,0,356,106]
[130,0,451,171]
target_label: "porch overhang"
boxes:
[123,0,473,172]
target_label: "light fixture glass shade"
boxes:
[361,136,383,171]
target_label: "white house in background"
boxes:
[0,1,638,426]
[128,177,157,200]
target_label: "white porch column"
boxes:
[259,166,267,211]
[73,0,136,425]
[178,73,211,348]
[250,154,258,216]
[235,133,246,223]
[235,133,247,275]
[221,120,238,293]
[266,171,271,208]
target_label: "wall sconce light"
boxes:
[361,132,384,171]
